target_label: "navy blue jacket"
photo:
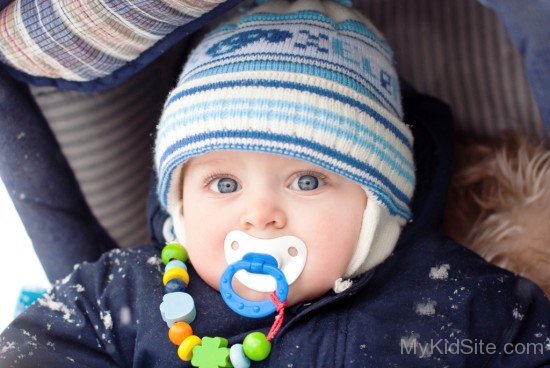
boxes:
[1,86,549,367]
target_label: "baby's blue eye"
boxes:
[210,177,240,193]
[291,174,323,191]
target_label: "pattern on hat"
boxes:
[155,0,415,224]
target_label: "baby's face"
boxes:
[181,150,367,305]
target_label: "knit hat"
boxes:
[155,0,415,279]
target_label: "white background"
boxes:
[0,178,49,332]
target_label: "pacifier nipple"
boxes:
[224,230,308,292]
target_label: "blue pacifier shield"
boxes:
[220,253,288,318]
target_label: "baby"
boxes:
[1,0,549,367]
[155,0,413,309]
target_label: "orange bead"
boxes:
[168,322,193,346]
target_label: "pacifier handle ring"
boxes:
[220,253,289,318]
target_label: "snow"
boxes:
[0,341,16,354]
[512,307,524,321]
[37,294,75,323]
[147,256,161,266]
[71,284,85,293]
[100,311,113,330]
[20,330,37,341]
[429,264,450,280]
[415,299,437,316]
[59,273,72,286]
[400,332,431,358]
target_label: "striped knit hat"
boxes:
[155,0,415,279]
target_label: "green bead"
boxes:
[161,243,188,265]
[242,332,271,361]
[191,337,232,368]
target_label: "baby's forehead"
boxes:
[185,150,314,170]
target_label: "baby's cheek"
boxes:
[184,231,228,290]
[191,251,226,291]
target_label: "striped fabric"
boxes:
[155,0,415,224]
[1,0,545,138]
[356,0,546,139]
[0,0,224,81]
[29,51,182,247]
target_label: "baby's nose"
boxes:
[239,192,287,230]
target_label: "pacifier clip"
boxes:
[159,243,288,368]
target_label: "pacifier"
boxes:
[219,231,308,318]
[224,230,307,292]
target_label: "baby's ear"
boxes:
[174,214,187,245]
[162,216,177,243]
[169,202,187,246]
[166,166,187,245]
[178,164,186,208]
[164,210,187,245]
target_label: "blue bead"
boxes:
[230,344,250,368]
[165,260,187,272]
[164,278,188,293]
[160,292,196,327]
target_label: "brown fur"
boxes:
[443,131,550,297]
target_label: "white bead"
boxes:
[165,259,187,272]
[230,344,251,368]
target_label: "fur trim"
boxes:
[443,130,550,296]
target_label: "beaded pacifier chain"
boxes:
[159,242,288,368]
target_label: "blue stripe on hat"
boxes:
[184,51,389,91]
[159,130,412,213]
[167,79,412,149]
[160,98,414,183]
[181,60,399,117]
[159,139,411,220]
[336,20,392,55]
[160,146,410,220]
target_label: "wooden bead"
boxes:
[163,267,190,286]
[160,292,196,327]
[191,337,232,368]
[165,259,187,272]
[161,243,188,265]
[168,322,193,346]
[177,335,201,361]
[242,332,271,361]
[230,344,251,368]
[164,278,188,294]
